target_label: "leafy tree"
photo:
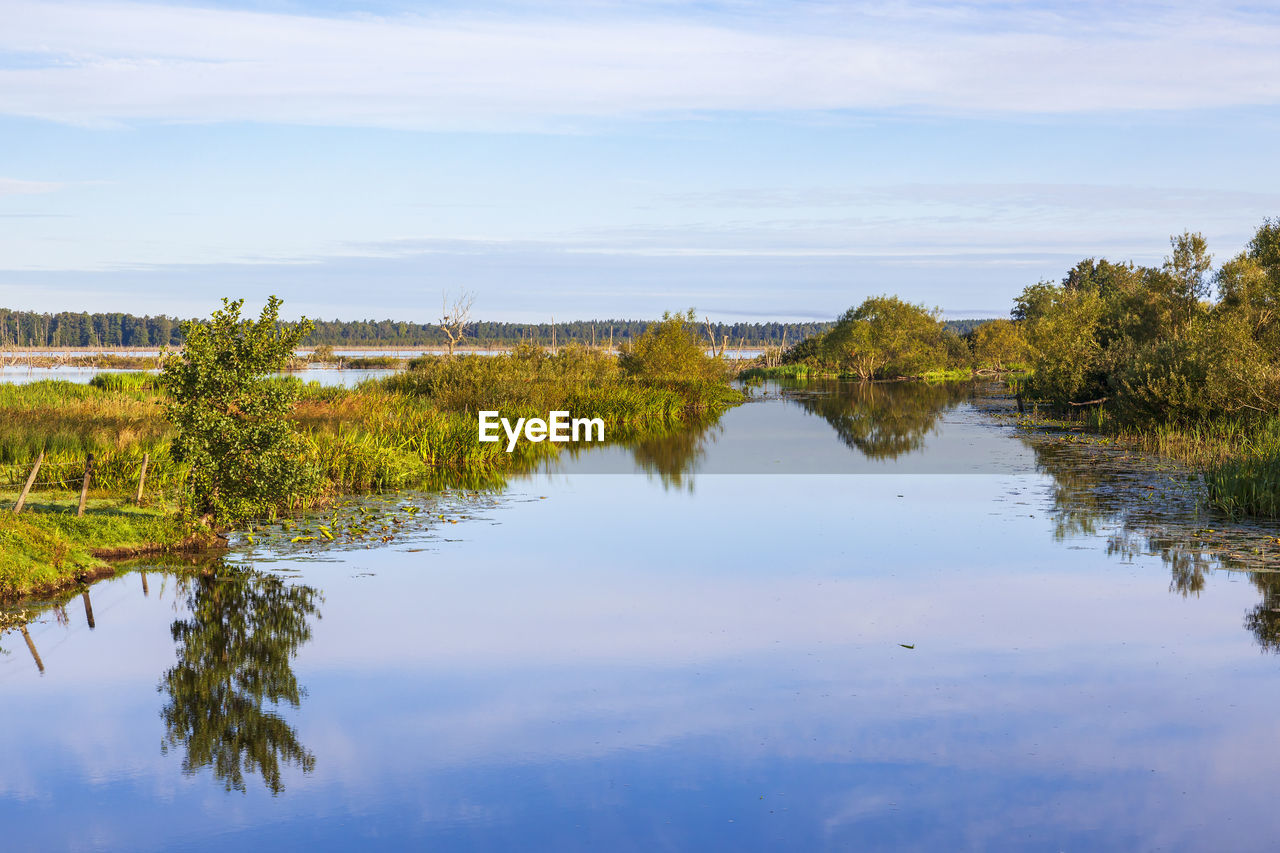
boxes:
[1019,283,1105,404]
[969,319,1027,371]
[820,296,946,380]
[781,334,823,365]
[1161,231,1212,329]
[161,297,317,524]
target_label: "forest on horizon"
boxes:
[0,309,987,349]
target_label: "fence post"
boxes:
[77,453,94,518]
[20,626,45,674]
[82,589,95,630]
[135,453,150,505]
[13,450,44,514]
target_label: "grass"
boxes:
[0,497,189,599]
[1122,418,1280,519]
[918,367,977,382]
[738,364,822,380]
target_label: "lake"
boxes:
[3,380,1279,851]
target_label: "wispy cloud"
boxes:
[1,1,1278,129]
[0,177,65,195]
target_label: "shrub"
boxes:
[160,297,318,524]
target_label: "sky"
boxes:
[1,0,1278,323]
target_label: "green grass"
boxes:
[918,368,976,382]
[0,497,188,599]
[738,364,822,380]
[88,371,155,392]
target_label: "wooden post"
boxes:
[13,450,43,513]
[20,625,44,674]
[77,453,94,518]
[140,571,149,597]
[135,453,150,504]
[82,589,95,630]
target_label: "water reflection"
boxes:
[628,421,723,490]
[160,565,321,794]
[1017,422,1280,649]
[785,380,969,460]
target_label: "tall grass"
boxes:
[88,371,154,392]
[1103,416,1280,519]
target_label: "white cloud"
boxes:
[0,1,1278,129]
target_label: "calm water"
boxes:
[0,366,398,387]
[4,381,1280,851]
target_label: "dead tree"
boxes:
[704,317,727,358]
[439,291,475,356]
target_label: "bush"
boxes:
[1110,313,1280,424]
[618,310,728,382]
[160,297,318,524]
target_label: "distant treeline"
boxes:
[0,309,851,349]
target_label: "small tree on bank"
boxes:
[161,297,316,525]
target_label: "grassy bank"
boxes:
[0,497,197,599]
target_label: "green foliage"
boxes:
[1021,285,1105,404]
[780,335,823,365]
[820,296,948,381]
[618,310,729,382]
[1110,313,1279,424]
[160,297,318,524]
[969,319,1028,371]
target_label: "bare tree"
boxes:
[704,316,727,357]
[439,291,475,356]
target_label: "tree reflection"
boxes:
[629,420,721,490]
[788,380,968,460]
[160,565,321,794]
[1245,573,1280,652]
[1018,421,1280,645]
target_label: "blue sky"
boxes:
[1,0,1278,322]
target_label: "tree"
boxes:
[820,296,946,380]
[1162,231,1212,328]
[970,319,1028,371]
[438,291,475,356]
[160,297,317,524]
[1018,283,1106,405]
